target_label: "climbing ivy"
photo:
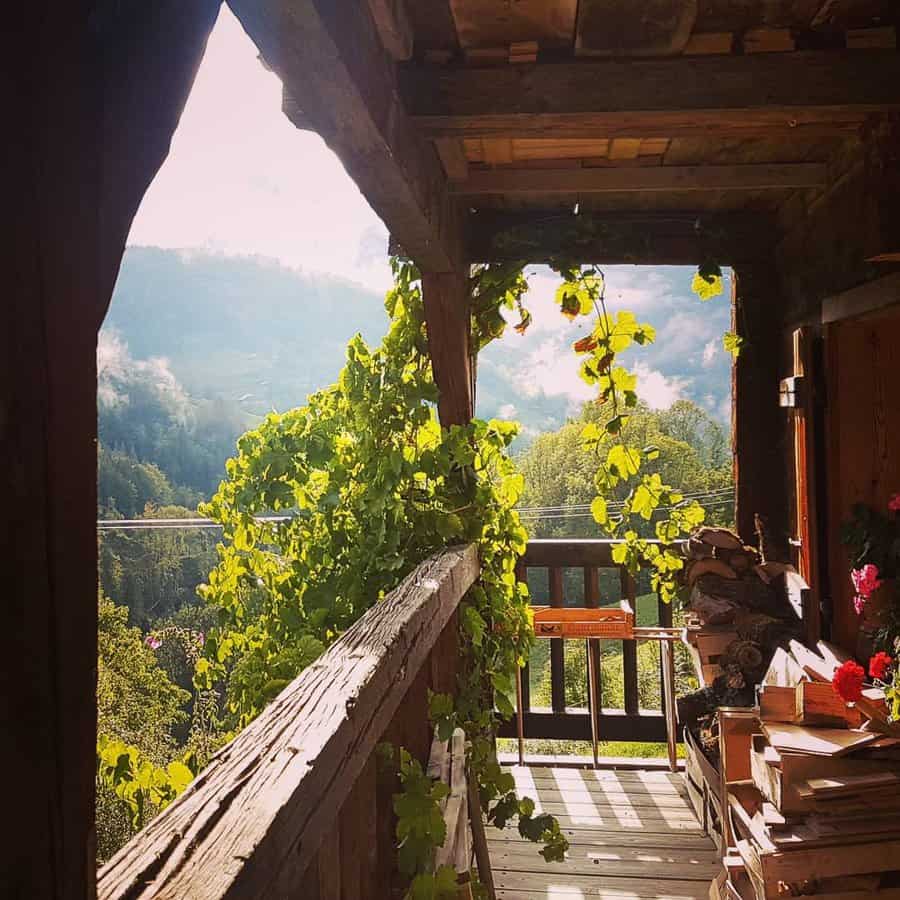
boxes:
[198,258,564,897]
[552,262,707,603]
[196,257,729,894]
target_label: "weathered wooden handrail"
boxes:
[499,538,674,746]
[98,545,479,899]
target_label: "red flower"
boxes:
[869,651,893,681]
[832,660,865,703]
[889,493,900,513]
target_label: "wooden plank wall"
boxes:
[825,309,900,652]
[304,609,460,899]
[5,5,220,898]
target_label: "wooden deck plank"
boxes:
[490,766,717,899]
[495,870,711,898]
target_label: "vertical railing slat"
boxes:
[549,566,566,713]
[620,568,639,716]
[583,565,603,707]
[515,561,530,712]
[658,593,673,714]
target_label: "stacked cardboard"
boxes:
[719,641,900,899]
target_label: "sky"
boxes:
[125,6,732,424]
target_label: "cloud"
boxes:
[633,362,689,410]
[497,403,518,419]
[516,338,595,409]
[97,331,188,415]
[702,339,719,367]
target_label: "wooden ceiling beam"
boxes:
[466,210,776,265]
[228,0,464,272]
[400,51,900,140]
[451,163,827,194]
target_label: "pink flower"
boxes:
[889,493,900,513]
[854,593,867,615]
[145,634,161,650]
[851,563,883,599]
[196,632,205,647]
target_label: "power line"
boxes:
[97,494,734,531]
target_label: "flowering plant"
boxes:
[842,496,900,648]
[832,648,900,724]
[832,659,866,703]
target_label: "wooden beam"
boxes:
[98,546,479,899]
[467,210,776,265]
[365,0,413,60]
[400,51,900,139]
[435,137,469,181]
[821,272,900,324]
[229,0,464,272]
[422,271,474,425]
[452,164,827,195]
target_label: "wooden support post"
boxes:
[661,639,678,773]
[584,566,602,767]
[7,5,220,898]
[732,265,789,545]
[422,271,474,427]
[467,769,496,900]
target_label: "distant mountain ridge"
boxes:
[104,247,731,443]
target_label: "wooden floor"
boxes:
[489,766,719,899]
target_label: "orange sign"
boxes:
[530,602,634,640]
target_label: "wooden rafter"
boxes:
[466,210,775,265]
[400,51,900,139]
[228,0,464,272]
[451,163,827,194]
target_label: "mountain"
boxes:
[101,248,733,486]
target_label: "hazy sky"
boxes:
[128,6,394,290]
[126,7,731,420]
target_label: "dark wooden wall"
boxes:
[4,3,220,897]
[774,115,900,651]
[825,311,900,652]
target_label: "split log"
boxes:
[686,558,738,587]
[694,527,743,551]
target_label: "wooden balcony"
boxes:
[97,545,479,899]
[97,539,702,898]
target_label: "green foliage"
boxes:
[95,594,195,861]
[723,331,745,358]
[691,264,724,301]
[99,504,218,628]
[551,264,707,604]
[96,736,195,832]
[198,258,564,887]
[97,594,190,762]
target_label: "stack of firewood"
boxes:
[713,643,900,900]
[678,526,804,759]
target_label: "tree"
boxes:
[95,593,191,860]
[517,400,732,540]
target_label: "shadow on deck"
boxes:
[490,766,719,899]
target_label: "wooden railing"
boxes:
[97,545,479,899]
[497,539,673,746]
